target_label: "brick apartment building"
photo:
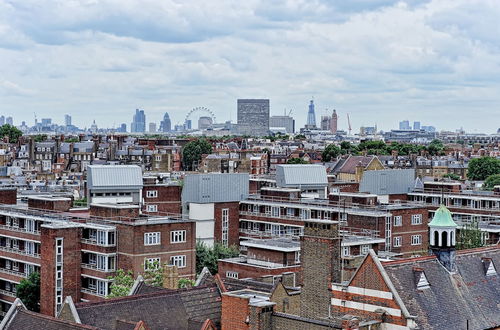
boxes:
[0,198,195,318]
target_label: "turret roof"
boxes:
[429,205,457,228]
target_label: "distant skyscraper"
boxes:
[0,116,4,126]
[5,117,13,126]
[399,120,410,130]
[320,115,330,130]
[131,109,146,133]
[65,114,72,126]
[306,99,317,129]
[159,112,171,132]
[185,120,192,130]
[269,115,295,133]
[331,109,338,134]
[117,123,127,133]
[41,118,52,126]
[149,122,157,133]
[237,99,270,136]
[413,121,421,130]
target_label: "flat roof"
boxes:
[241,238,300,252]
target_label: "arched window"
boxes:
[434,231,439,246]
[442,231,448,247]
[450,231,454,246]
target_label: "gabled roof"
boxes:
[87,165,143,190]
[72,284,222,330]
[383,246,500,330]
[336,155,380,174]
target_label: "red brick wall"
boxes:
[28,198,73,212]
[90,204,139,221]
[40,226,82,317]
[218,260,300,279]
[221,294,250,330]
[143,185,182,215]
[214,202,240,247]
[0,189,16,204]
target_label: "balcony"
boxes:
[81,288,106,297]
[81,263,115,273]
[0,246,40,258]
[0,289,16,297]
[0,225,40,236]
[0,268,27,278]
[81,238,116,247]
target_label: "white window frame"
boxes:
[146,190,158,198]
[393,236,402,247]
[226,271,239,279]
[361,244,370,255]
[222,208,229,247]
[170,230,186,243]
[393,216,402,227]
[170,255,186,268]
[147,204,158,212]
[144,257,161,270]
[144,232,161,246]
[342,246,350,257]
[411,214,423,225]
[411,235,422,245]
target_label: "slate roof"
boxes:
[336,155,379,174]
[2,305,97,330]
[222,278,275,293]
[383,246,500,330]
[74,284,221,330]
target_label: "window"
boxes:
[265,205,271,215]
[170,230,186,243]
[12,218,19,228]
[144,232,161,246]
[411,214,423,225]
[25,219,35,232]
[294,251,301,263]
[411,235,422,245]
[252,204,259,214]
[361,244,370,255]
[147,204,158,212]
[170,255,186,268]
[155,155,162,161]
[97,255,107,271]
[146,190,158,198]
[342,246,350,257]
[287,208,295,217]
[25,241,35,255]
[393,236,402,247]
[393,216,402,226]
[12,262,19,272]
[271,207,280,217]
[222,209,229,247]
[97,281,107,296]
[144,258,161,270]
[226,271,239,279]
[385,216,392,251]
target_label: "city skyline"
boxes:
[1,1,500,133]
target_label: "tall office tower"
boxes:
[65,114,72,126]
[185,120,192,130]
[413,121,421,130]
[399,120,410,130]
[148,122,157,133]
[237,99,270,136]
[320,115,330,130]
[0,116,4,126]
[5,117,13,125]
[269,115,295,134]
[330,109,338,134]
[159,112,171,132]
[306,99,317,129]
[118,123,127,133]
[131,109,146,133]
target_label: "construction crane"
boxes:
[347,113,352,135]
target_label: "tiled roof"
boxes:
[384,246,500,330]
[222,278,275,293]
[75,284,221,330]
[337,156,376,174]
[3,306,97,330]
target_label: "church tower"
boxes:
[428,205,458,272]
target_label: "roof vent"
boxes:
[482,258,497,276]
[413,267,430,290]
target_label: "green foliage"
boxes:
[456,220,484,250]
[294,134,306,140]
[467,157,500,181]
[287,158,309,164]
[143,260,164,287]
[196,241,239,275]
[322,144,341,161]
[64,137,80,143]
[443,173,461,180]
[0,124,22,143]
[178,278,195,289]
[484,174,500,189]
[427,139,444,156]
[33,134,47,142]
[107,269,135,298]
[73,197,87,207]
[16,272,40,312]
[182,139,213,171]
[340,141,359,155]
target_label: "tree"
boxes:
[143,260,164,287]
[196,241,239,274]
[456,220,484,250]
[427,139,444,156]
[33,134,47,142]
[322,144,341,162]
[182,139,212,171]
[178,278,195,288]
[107,269,135,298]
[16,272,40,312]
[0,124,22,143]
[287,158,309,164]
[467,157,500,180]
[443,173,460,180]
[484,174,500,189]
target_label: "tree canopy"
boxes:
[467,157,500,181]
[107,269,135,298]
[456,220,484,250]
[182,139,213,171]
[0,124,22,143]
[322,144,341,162]
[196,241,239,275]
[16,272,40,312]
[484,174,500,189]
[287,158,309,164]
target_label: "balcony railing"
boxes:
[0,289,16,297]
[81,288,106,297]
[0,225,40,235]
[81,263,115,273]
[0,246,40,258]
[81,238,116,247]
[0,268,27,278]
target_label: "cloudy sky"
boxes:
[1,0,499,133]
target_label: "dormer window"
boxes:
[414,267,430,290]
[482,258,497,276]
